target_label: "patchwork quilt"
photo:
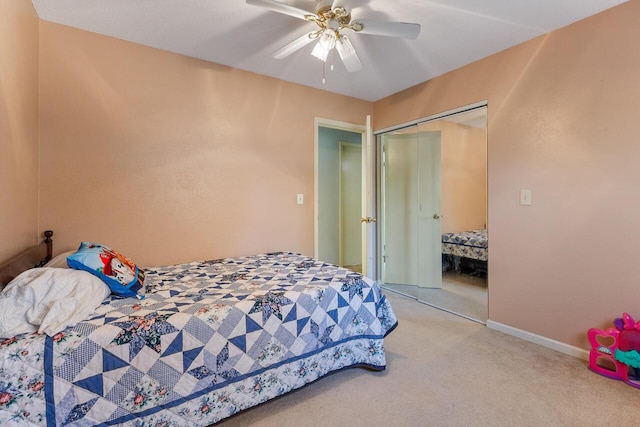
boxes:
[0,252,397,426]
[441,230,488,261]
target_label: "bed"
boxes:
[441,229,488,276]
[0,232,397,425]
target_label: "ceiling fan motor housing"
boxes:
[308,1,360,35]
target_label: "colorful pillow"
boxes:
[67,242,145,299]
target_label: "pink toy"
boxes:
[588,312,640,388]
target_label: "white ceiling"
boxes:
[31,0,627,102]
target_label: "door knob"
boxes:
[433,214,441,219]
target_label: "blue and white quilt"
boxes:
[441,230,488,261]
[0,252,397,426]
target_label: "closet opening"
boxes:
[377,104,488,323]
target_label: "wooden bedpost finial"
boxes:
[43,230,53,261]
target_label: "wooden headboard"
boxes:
[0,230,53,288]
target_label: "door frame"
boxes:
[375,100,488,134]
[373,100,491,314]
[314,117,370,270]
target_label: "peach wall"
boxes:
[375,1,640,349]
[0,0,40,262]
[420,120,487,233]
[38,21,372,266]
[442,123,486,233]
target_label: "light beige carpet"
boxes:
[384,272,488,323]
[218,292,640,426]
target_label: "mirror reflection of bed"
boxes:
[435,229,487,322]
[384,230,488,324]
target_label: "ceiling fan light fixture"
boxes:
[336,35,362,72]
[311,40,329,62]
[311,30,336,62]
[318,30,337,50]
[335,35,354,58]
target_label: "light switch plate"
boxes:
[520,189,532,206]
[297,194,304,205]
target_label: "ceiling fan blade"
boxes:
[336,36,362,72]
[272,32,316,59]
[246,0,311,20]
[353,19,421,39]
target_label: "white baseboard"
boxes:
[486,320,589,361]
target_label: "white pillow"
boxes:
[0,267,110,337]
[44,251,76,268]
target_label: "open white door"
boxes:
[361,115,375,279]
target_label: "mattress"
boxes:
[0,252,397,425]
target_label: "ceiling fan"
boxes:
[246,0,421,72]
